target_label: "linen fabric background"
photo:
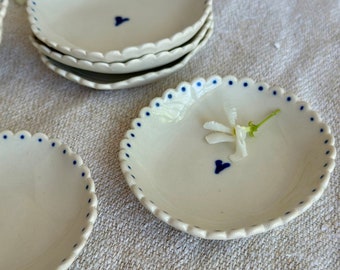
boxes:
[0,0,339,269]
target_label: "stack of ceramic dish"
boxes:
[27,0,214,90]
[0,0,9,44]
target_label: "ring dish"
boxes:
[119,75,336,240]
[28,0,212,62]
[0,130,97,269]
[39,25,213,90]
[31,15,213,74]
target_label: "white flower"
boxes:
[203,106,248,162]
[203,107,280,162]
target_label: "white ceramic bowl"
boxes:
[39,25,213,90]
[119,75,336,240]
[0,130,97,269]
[31,14,213,74]
[0,0,9,44]
[28,0,212,62]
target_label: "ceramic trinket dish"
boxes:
[39,25,214,90]
[30,15,213,74]
[0,131,97,269]
[119,75,336,240]
[28,0,212,62]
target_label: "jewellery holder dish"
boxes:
[0,131,97,269]
[30,14,213,74]
[27,0,212,62]
[39,25,213,90]
[119,75,336,240]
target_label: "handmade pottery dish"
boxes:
[31,15,213,74]
[39,25,214,90]
[0,0,9,44]
[0,131,97,269]
[27,0,212,62]
[119,75,336,240]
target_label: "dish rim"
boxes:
[0,130,98,269]
[27,0,213,62]
[118,75,336,240]
[38,25,214,90]
[30,14,213,74]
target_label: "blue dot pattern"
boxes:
[0,130,95,264]
[120,76,335,233]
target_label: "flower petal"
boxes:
[229,125,248,162]
[205,132,235,144]
[203,121,233,134]
[224,106,237,127]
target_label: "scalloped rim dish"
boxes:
[31,14,213,74]
[39,25,213,90]
[119,75,336,240]
[0,131,97,269]
[27,0,212,62]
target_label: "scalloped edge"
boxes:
[27,0,213,62]
[118,75,336,240]
[39,24,214,90]
[30,14,213,74]
[0,130,98,269]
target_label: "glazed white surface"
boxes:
[31,15,213,74]
[28,0,212,62]
[0,131,97,270]
[119,75,335,239]
[1,0,339,269]
[38,26,213,90]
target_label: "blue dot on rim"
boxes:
[258,86,264,91]
[228,80,233,85]
[168,94,173,99]
[20,135,25,139]
[243,82,248,87]
[196,82,202,87]
[181,86,186,92]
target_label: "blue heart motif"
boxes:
[115,16,130,27]
[214,160,231,174]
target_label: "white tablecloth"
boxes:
[0,0,339,269]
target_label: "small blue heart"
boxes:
[115,16,130,27]
[214,160,231,174]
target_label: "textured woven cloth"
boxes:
[0,0,339,269]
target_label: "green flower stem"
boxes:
[247,109,280,137]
